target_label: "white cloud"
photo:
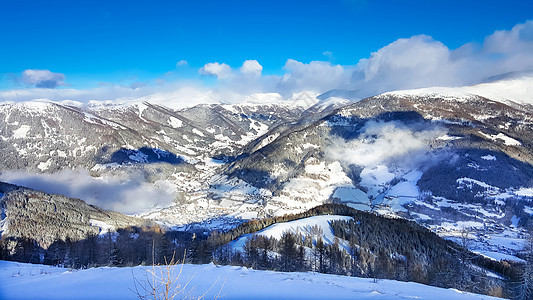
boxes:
[349,21,533,97]
[240,60,263,78]
[362,35,449,82]
[0,79,221,110]
[483,20,533,54]
[326,120,445,168]
[176,60,188,67]
[0,85,149,103]
[0,169,175,215]
[199,62,232,79]
[278,59,351,94]
[322,51,334,59]
[135,85,221,109]
[325,120,448,198]
[21,69,66,88]
[479,20,533,75]
[351,35,460,96]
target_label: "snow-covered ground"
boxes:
[0,261,501,300]
[230,215,352,251]
[382,74,533,105]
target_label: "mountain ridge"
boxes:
[0,75,532,261]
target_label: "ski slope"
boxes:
[0,261,500,300]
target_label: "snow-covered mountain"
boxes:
[1,74,533,260]
[0,97,316,218]
[382,72,533,106]
[222,75,533,259]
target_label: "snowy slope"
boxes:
[230,215,352,250]
[0,261,501,300]
[382,73,533,105]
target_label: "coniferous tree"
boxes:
[315,237,326,273]
[279,232,298,271]
[0,238,7,261]
[257,235,272,270]
[244,236,260,269]
[515,230,533,299]
[110,242,122,266]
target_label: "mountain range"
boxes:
[1,73,533,261]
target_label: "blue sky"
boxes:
[1,0,532,103]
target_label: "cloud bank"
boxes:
[0,169,176,215]
[325,120,449,198]
[351,21,533,96]
[193,20,533,99]
[326,120,445,169]
[2,20,533,106]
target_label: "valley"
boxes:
[1,74,533,299]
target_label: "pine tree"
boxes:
[516,230,533,299]
[110,242,122,266]
[315,237,326,273]
[348,235,359,276]
[257,236,272,270]
[279,232,298,271]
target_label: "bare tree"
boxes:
[455,227,476,282]
[132,244,224,300]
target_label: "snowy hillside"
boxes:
[0,261,501,300]
[230,215,353,251]
[382,73,533,105]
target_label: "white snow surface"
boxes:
[481,155,497,161]
[12,125,31,139]
[167,116,183,128]
[0,261,500,300]
[383,75,533,105]
[89,219,115,236]
[36,160,52,171]
[474,251,526,263]
[256,215,352,241]
[516,188,533,197]
[479,132,521,146]
[231,215,352,251]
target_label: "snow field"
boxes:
[0,261,501,300]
